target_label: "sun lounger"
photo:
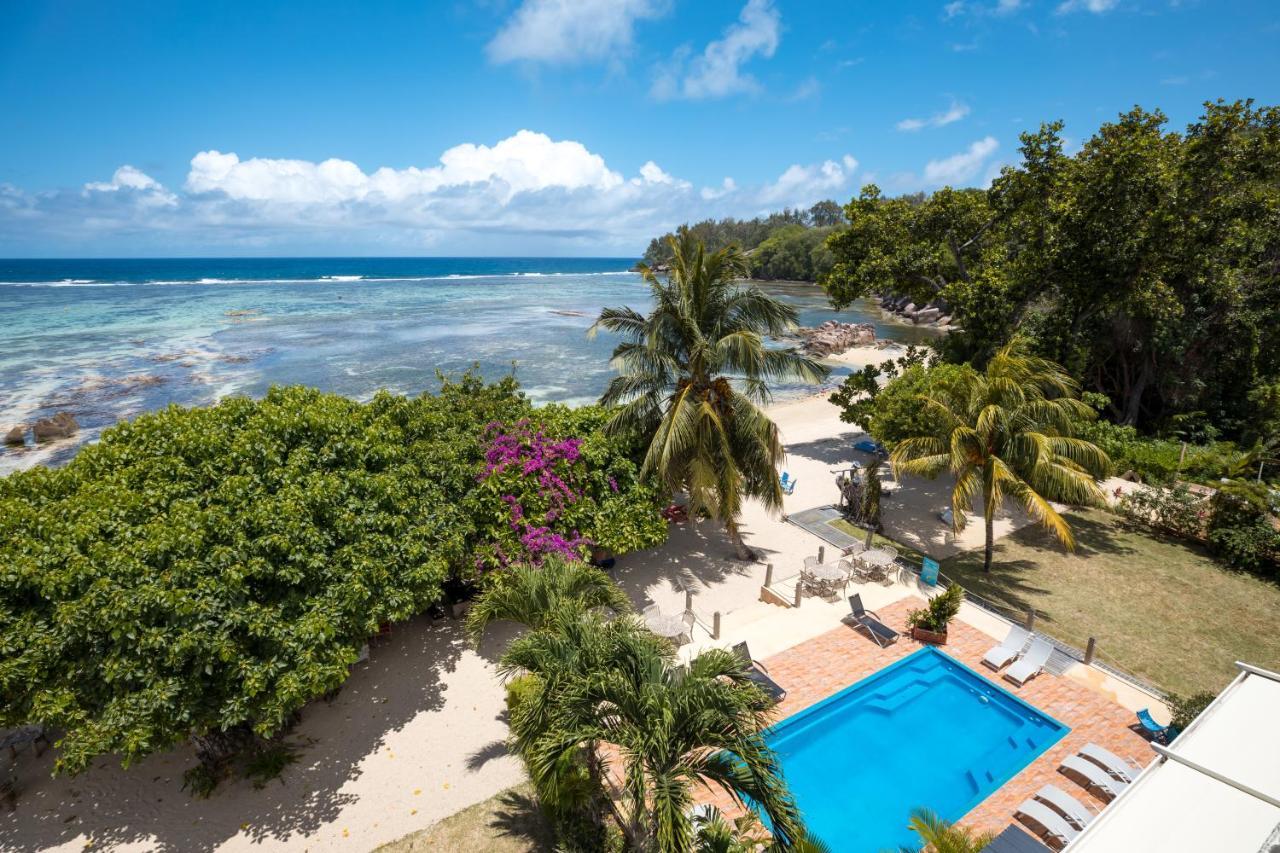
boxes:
[984,824,1055,853]
[1015,798,1080,847]
[779,471,796,495]
[1004,637,1053,686]
[982,624,1031,670]
[1137,708,1177,743]
[1078,742,1141,783]
[845,594,900,647]
[1033,784,1094,831]
[732,642,787,704]
[1060,754,1129,800]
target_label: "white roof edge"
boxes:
[1236,660,1280,681]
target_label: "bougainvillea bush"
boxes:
[0,373,665,778]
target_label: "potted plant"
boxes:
[907,584,964,645]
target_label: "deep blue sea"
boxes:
[0,257,937,472]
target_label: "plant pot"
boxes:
[911,626,948,645]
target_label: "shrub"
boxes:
[1117,484,1207,539]
[0,374,666,781]
[907,584,965,634]
[1169,691,1217,732]
[1206,482,1280,576]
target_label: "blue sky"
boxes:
[1,0,1277,256]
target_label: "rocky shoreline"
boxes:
[876,294,956,330]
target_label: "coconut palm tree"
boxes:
[590,234,828,560]
[890,338,1109,572]
[895,808,994,853]
[507,622,805,852]
[465,556,631,643]
[692,805,832,853]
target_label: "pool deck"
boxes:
[701,596,1156,844]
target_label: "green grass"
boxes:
[829,519,927,565]
[939,508,1280,696]
[373,784,553,853]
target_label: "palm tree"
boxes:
[507,622,805,852]
[895,808,994,853]
[590,234,828,560]
[890,338,1109,572]
[693,805,831,853]
[465,556,631,643]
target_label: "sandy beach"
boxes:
[2,367,1062,853]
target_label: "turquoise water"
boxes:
[0,257,939,472]
[767,648,1068,852]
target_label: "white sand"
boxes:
[2,390,1083,853]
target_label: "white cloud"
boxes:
[1056,0,1119,12]
[758,155,857,204]
[896,100,971,132]
[185,131,624,204]
[922,136,999,185]
[943,1,966,19]
[486,0,667,64]
[651,0,780,100]
[4,132,860,255]
[995,0,1025,13]
[83,166,178,207]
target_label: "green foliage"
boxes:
[890,338,1109,571]
[895,808,995,853]
[243,739,302,789]
[642,202,845,282]
[592,234,828,559]
[1169,691,1217,733]
[0,375,665,778]
[823,100,1280,442]
[907,584,965,634]
[828,345,938,436]
[1117,484,1208,540]
[471,564,807,853]
[1206,482,1280,576]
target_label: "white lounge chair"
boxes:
[1078,742,1141,783]
[1034,783,1095,831]
[1015,798,1080,847]
[1004,637,1053,686]
[982,625,1031,670]
[1060,754,1129,800]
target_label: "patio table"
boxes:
[645,612,688,640]
[861,549,896,568]
[801,561,846,598]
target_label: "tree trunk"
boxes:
[725,517,756,562]
[983,514,995,573]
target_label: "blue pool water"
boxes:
[766,647,1068,851]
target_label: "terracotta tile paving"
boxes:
[699,596,1156,847]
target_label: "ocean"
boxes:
[0,257,938,473]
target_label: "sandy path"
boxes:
[5,376,1046,853]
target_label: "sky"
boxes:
[1,0,1277,257]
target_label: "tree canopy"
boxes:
[0,375,666,775]
[823,100,1280,439]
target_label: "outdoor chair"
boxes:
[1014,798,1080,848]
[845,594,900,647]
[678,611,695,645]
[1136,708,1177,743]
[1060,755,1128,801]
[731,642,787,705]
[1004,637,1054,686]
[642,603,661,620]
[1033,784,1095,831]
[982,624,1032,671]
[780,471,797,495]
[1078,742,1141,783]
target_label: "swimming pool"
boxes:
[766,647,1068,851]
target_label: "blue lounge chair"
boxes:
[845,594,900,647]
[853,438,886,455]
[1137,708,1177,743]
[779,471,796,495]
[732,642,787,705]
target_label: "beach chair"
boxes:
[1078,742,1141,783]
[1060,755,1129,801]
[1003,637,1053,686]
[1015,798,1080,848]
[1033,784,1095,831]
[982,625,1031,671]
[845,594,900,647]
[678,611,695,645]
[731,642,787,705]
[1137,708,1177,743]
[780,471,797,495]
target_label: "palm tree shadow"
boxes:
[488,789,555,849]
[466,739,511,771]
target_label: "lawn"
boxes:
[374,785,553,853]
[939,508,1280,696]
[829,519,927,565]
